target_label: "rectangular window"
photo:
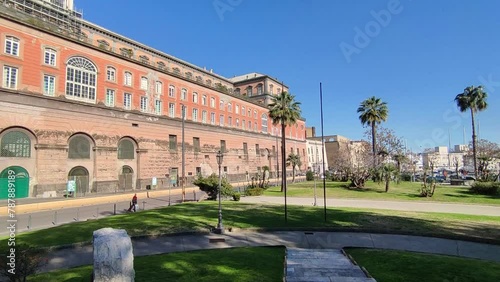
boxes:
[2,66,17,89]
[155,99,162,115]
[192,108,198,122]
[155,81,162,94]
[202,95,207,105]
[140,96,148,112]
[193,92,198,103]
[219,100,224,110]
[44,48,57,66]
[193,137,200,153]
[180,88,186,100]
[124,72,132,86]
[255,144,260,156]
[243,143,248,158]
[169,103,175,118]
[219,115,224,126]
[123,93,132,109]
[43,74,55,96]
[228,116,232,127]
[169,135,177,150]
[4,36,19,56]
[170,86,177,98]
[202,110,207,123]
[248,121,252,130]
[220,140,226,153]
[210,112,216,125]
[235,105,239,114]
[106,67,116,81]
[140,77,148,90]
[242,106,245,116]
[210,97,215,108]
[105,89,115,107]
[228,103,232,112]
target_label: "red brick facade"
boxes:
[0,9,307,197]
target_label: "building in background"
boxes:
[306,138,328,175]
[0,0,306,198]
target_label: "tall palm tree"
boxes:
[268,91,301,223]
[455,86,488,178]
[357,96,388,166]
[286,153,302,183]
[268,91,302,193]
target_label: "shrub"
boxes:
[306,171,314,181]
[0,244,48,282]
[233,193,241,201]
[193,174,234,200]
[244,187,265,196]
[470,182,500,195]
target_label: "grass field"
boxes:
[28,246,285,282]
[264,180,500,205]
[1,201,499,250]
[28,246,500,282]
[346,248,500,282]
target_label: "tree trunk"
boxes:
[371,122,377,167]
[292,167,295,182]
[385,179,389,192]
[470,109,478,179]
[281,122,286,193]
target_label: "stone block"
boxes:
[93,228,135,282]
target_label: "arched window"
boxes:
[1,131,30,157]
[68,135,91,159]
[118,139,135,159]
[246,86,252,96]
[65,57,97,103]
[261,114,268,133]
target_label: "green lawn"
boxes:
[29,246,285,282]
[264,180,500,205]
[1,202,499,250]
[346,248,500,282]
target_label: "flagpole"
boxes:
[320,82,327,222]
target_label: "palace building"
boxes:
[0,0,307,198]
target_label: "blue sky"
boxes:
[75,0,499,152]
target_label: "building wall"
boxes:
[0,12,307,197]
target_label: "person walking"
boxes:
[132,193,138,212]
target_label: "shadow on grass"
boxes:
[341,186,386,193]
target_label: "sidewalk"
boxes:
[42,231,500,273]
[240,196,500,216]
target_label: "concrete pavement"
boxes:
[42,230,500,273]
[240,196,500,216]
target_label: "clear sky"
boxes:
[75,0,499,152]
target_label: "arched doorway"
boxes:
[0,166,29,199]
[68,166,89,195]
[119,165,134,192]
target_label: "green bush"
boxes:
[193,174,234,200]
[233,193,241,201]
[470,182,500,195]
[244,187,265,196]
[306,171,314,181]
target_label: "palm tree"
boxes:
[382,163,397,192]
[286,153,302,183]
[455,86,488,178]
[268,91,302,192]
[357,96,388,166]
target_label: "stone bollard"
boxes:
[93,228,135,282]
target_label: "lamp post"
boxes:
[181,104,186,202]
[215,150,224,234]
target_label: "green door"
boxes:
[0,166,30,199]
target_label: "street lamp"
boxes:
[215,150,224,234]
[181,104,186,202]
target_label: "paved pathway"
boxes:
[286,248,376,282]
[41,231,500,274]
[240,196,500,216]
